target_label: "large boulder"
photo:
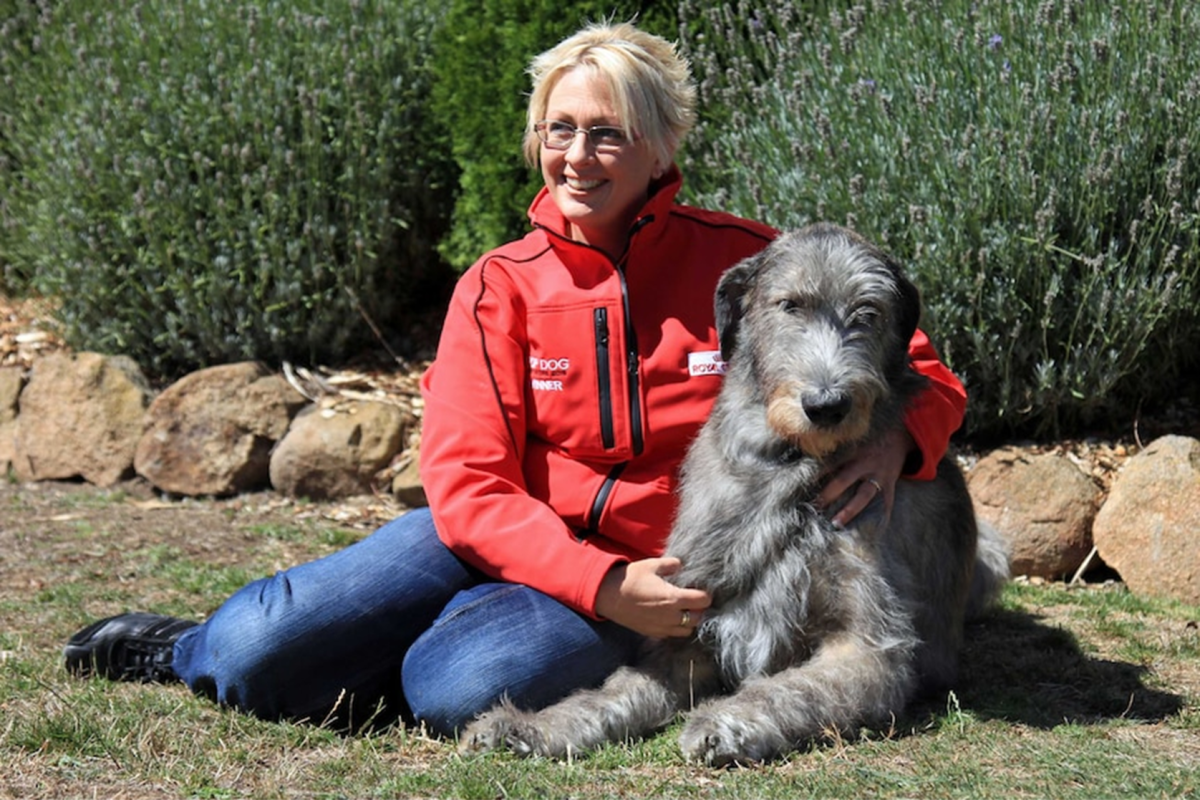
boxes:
[967,447,1100,580]
[270,400,407,500]
[135,361,307,496]
[1092,435,1200,605]
[12,352,151,486]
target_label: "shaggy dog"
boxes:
[462,223,1009,766]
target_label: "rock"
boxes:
[270,400,407,500]
[12,352,151,486]
[967,447,1100,580]
[0,367,23,472]
[0,366,20,423]
[1092,435,1200,605]
[134,362,307,497]
[390,450,428,508]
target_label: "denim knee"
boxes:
[401,583,640,737]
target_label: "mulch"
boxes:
[1,294,65,369]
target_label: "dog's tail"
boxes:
[966,520,1010,619]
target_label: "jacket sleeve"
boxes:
[903,328,967,480]
[418,259,624,617]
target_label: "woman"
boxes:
[64,21,966,737]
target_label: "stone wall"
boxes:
[2,352,1198,605]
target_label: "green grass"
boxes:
[247,522,365,550]
[1,483,1197,798]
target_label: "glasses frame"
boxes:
[533,120,632,152]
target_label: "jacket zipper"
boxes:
[594,307,615,450]
[537,215,654,536]
[614,264,644,457]
[587,462,627,536]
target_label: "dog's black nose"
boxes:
[801,390,852,427]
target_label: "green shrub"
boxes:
[429,0,679,271]
[0,0,44,291]
[680,0,1200,439]
[1,0,455,377]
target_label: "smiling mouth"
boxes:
[565,177,604,191]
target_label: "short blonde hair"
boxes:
[523,21,697,170]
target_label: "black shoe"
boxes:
[64,612,199,683]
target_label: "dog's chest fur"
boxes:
[666,442,866,685]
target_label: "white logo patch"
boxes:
[688,350,727,377]
[530,353,570,392]
[529,356,571,375]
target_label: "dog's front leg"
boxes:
[678,632,916,766]
[461,640,720,758]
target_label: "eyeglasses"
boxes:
[534,120,631,151]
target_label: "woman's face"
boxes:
[539,68,664,257]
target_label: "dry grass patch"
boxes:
[2,477,1197,799]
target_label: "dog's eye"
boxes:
[778,297,809,315]
[848,305,880,329]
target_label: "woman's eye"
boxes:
[591,126,626,146]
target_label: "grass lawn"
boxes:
[2,478,1197,799]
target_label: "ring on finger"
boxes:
[866,478,883,494]
[680,609,691,628]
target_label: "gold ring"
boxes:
[867,478,883,494]
[680,609,691,628]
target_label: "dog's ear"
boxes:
[715,254,760,361]
[885,253,922,345]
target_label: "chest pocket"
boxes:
[525,303,632,459]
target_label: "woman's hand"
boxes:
[816,426,915,528]
[594,558,712,638]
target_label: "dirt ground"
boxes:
[0,477,401,652]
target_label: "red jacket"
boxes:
[420,168,966,617]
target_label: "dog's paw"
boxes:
[458,706,547,757]
[678,710,775,767]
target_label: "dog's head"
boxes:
[714,223,924,456]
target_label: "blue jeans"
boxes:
[170,508,641,736]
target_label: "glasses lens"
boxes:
[588,127,627,148]
[536,121,629,150]
[537,121,574,149]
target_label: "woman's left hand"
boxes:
[815,426,915,527]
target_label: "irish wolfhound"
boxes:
[461,223,1008,766]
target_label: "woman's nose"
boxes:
[564,130,596,162]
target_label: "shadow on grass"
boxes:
[943,608,1185,727]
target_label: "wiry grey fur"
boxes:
[460,223,1009,766]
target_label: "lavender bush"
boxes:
[680,0,1200,438]
[0,0,452,377]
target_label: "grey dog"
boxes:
[461,223,1009,766]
